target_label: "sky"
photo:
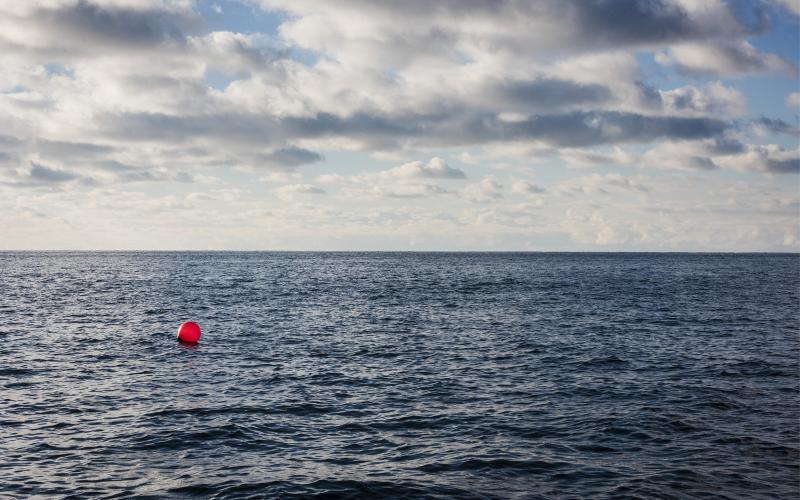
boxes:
[0,0,798,251]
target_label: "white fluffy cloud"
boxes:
[382,157,466,180]
[464,178,504,203]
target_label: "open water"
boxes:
[0,252,798,499]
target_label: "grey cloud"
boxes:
[490,111,728,147]
[1,90,54,110]
[0,137,202,186]
[706,137,747,156]
[98,108,730,151]
[0,138,117,165]
[34,0,199,49]
[636,82,747,117]
[173,172,194,183]
[762,157,800,174]
[259,147,324,168]
[96,111,417,150]
[281,113,420,146]
[0,135,23,147]
[716,145,799,174]
[28,162,81,183]
[663,90,697,110]
[97,160,144,173]
[0,1,201,64]
[121,74,210,93]
[752,117,800,136]
[35,139,116,158]
[635,81,663,109]
[96,112,271,143]
[684,156,719,171]
[490,78,612,110]
[96,160,194,183]
[568,0,697,46]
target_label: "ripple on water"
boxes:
[0,252,797,499]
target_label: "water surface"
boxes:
[1,252,798,498]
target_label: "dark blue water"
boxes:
[1,252,798,499]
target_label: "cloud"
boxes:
[0,0,201,60]
[491,111,728,147]
[0,0,797,253]
[643,139,800,174]
[261,0,753,61]
[315,173,346,184]
[560,146,636,168]
[1,161,94,187]
[750,117,800,137]
[559,210,646,246]
[41,1,192,45]
[35,139,116,158]
[92,107,731,153]
[642,141,720,171]
[556,173,649,195]
[261,171,302,183]
[457,152,479,165]
[464,178,503,202]
[704,136,747,156]
[95,160,195,183]
[258,146,324,169]
[382,157,466,180]
[0,0,767,201]
[28,162,81,183]
[656,41,796,77]
[659,82,747,117]
[276,183,326,198]
[486,77,612,112]
[375,183,450,199]
[787,92,800,108]
[511,180,546,194]
[716,145,800,174]
[311,158,468,200]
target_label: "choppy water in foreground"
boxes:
[1,252,798,499]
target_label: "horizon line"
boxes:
[1,249,798,255]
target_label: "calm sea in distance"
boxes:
[1,252,798,498]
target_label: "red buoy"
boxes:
[177,321,202,344]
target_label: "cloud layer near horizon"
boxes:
[0,0,798,250]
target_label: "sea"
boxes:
[1,252,798,499]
